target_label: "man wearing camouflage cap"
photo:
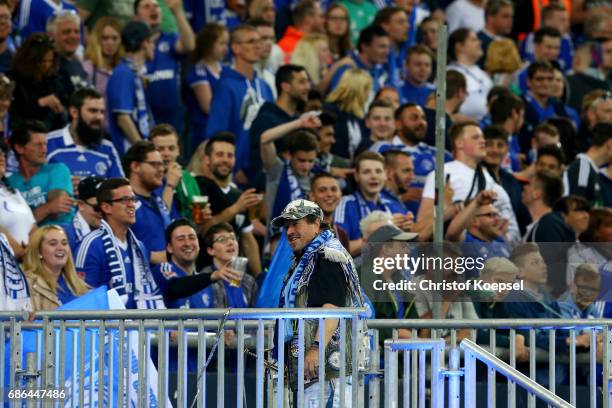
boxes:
[272,199,363,406]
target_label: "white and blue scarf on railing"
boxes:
[99,220,165,309]
[279,229,362,341]
[0,233,30,311]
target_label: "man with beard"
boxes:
[123,141,171,265]
[393,103,452,213]
[75,178,165,309]
[272,199,363,407]
[196,132,263,277]
[308,172,350,250]
[249,64,310,190]
[47,11,89,99]
[47,89,124,182]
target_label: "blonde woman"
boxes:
[23,226,89,311]
[83,16,124,96]
[484,38,522,89]
[324,68,372,160]
[290,33,331,86]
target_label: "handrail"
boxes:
[368,318,612,329]
[0,307,369,321]
[460,339,575,408]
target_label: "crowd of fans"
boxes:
[0,0,609,380]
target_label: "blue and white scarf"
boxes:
[125,58,153,139]
[271,160,305,222]
[0,233,30,311]
[355,190,392,219]
[279,230,362,341]
[99,220,165,309]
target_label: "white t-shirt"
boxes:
[447,63,492,121]
[445,0,485,33]
[422,160,520,242]
[0,185,36,244]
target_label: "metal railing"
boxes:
[367,319,612,408]
[0,308,367,408]
[3,311,612,407]
[461,339,574,408]
[383,339,445,408]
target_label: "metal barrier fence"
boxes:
[2,311,612,407]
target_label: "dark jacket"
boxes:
[323,102,368,160]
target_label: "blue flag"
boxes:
[255,231,292,308]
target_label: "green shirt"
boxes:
[76,0,135,29]
[339,0,378,44]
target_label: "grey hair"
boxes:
[360,210,393,239]
[46,10,81,34]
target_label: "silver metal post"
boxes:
[432,22,448,320]
[448,348,461,408]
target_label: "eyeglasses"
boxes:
[592,91,611,108]
[213,234,237,244]
[327,15,348,22]
[142,160,165,169]
[106,196,138,205]
[83,200,101,212]
[476,212,500,218]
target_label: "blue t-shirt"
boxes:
[132,193,172,253]
[107,59,152,156]
[185,62,223,130]
[145,33,183,129]
[16,0,78,42]
[329,52,389,96]
[75,230,148,309]
[520,32,573,73]
[7,163,74,224]
[205,67,274,173]
[334,191,408,240]
[46,125,124,179]
[525,92,556,123]
[183,0,241,32]
[399,81,436,106]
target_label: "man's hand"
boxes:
[211,265,243,284]
[305,347,320,381]
[299,112,322,129]
[165,0,183,13]
[47,195,76,216]
[234,188,262,213]
[515,334,529,363]
[166,162,183,187]
[475,190,497,206]
[392,212,414,232]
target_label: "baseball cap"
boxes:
[271,199,324,228]
[78,176,105,201]
[368,224,418,242]
[122,21,152,50]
